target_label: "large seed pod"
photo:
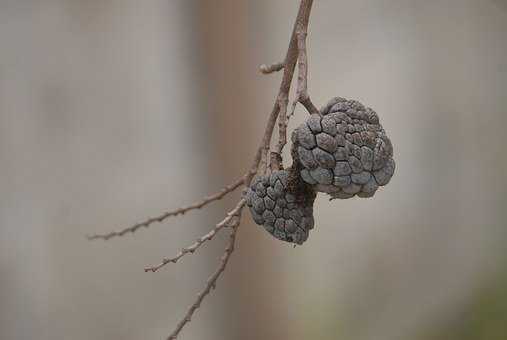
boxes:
[245,169,316,245]
[291,97,395,199]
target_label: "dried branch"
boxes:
[275,92,289,156]
[274,0,315,155]
[144,199,245,273]
[269,151,283,171]
[87,176,245,241]
[259,61,284,74]
[161,3,315,339]
[288,1,319,118]
[249,0,314,179]
[167,216,242,340]
[161,2,315,337]
[89,1,317,339]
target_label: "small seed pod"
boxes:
[291,97,395,199]
[245,169,316,244]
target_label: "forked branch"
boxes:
[144,199,245,273]
[89,1,316,339]
[161,4,314,338]
[167,222,241,340]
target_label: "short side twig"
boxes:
[144,199,245,273]
[259,61,284,74]
[166,212,243,340]
[87,176,245,241]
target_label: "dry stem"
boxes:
[274,0,315,155]
[167,222,241,340]
[87,176,245,241]
[288,4,319,118]
[144,199,245,273]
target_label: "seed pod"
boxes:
[292,97,395,199]
[245,169,316,244]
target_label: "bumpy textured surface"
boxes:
[291,97,395,199]
[245,169,316,245]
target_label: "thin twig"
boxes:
[294,30,319,115]
[259,61,284,74]
[144,199,245,272]
[275,92,289,156]
[269,151,283,171]
[288,4,319,118]
[274,0,315,155]
[166,214,242,340]
[87,176,245,241]
[249,0,314,180]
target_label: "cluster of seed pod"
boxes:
[246,97,395,244]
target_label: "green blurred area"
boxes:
[417,265,507,340]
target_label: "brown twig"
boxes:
[167,216,242,340]
[144,199,245,273]
[274,0,315,155]
[269,151,283,171]
[259,61,284,74]
[288,1,319,119]
[250,0,314,178]
[87,176,245,241]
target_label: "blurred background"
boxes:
[1,1,507,339]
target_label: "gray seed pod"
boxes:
[245,169,316,245]
[292,97,395,199]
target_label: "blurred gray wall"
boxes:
[1,1,507,340]
[0,1,221,339]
